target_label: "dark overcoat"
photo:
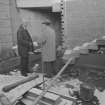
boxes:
[17,25,34,57]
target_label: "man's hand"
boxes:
[28,52,34,55]
[34,49,41,53]
[42,40,46,45]
[33,42,38,46]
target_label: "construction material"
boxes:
[32,57,76,105]
[2,74,39,92]
[30,88,60,101]
[96,39,105,47]
[47,79,82,101]
[22,88,74,105]
[0,75,26,90]
[22,97,74,105]
[4,76,43,104]
[27,88,61,105]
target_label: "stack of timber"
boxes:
[63,35,105,89]
[21,87,75,105]
[21,88,61,105]
[0,74,43,104]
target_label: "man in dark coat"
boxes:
[17,22,34,76]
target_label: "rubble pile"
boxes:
[48,78,82,98]
[0,73,104,105]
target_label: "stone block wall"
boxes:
[63,0,105,49]
[0,0,13,54]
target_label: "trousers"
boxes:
[20,56,29,75]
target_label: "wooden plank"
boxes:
[0,75,26,89]
[25,88,61,105]
[22,98,53,105]
[48,87,72,99]
[29,88,60,102]
[4,76,43,103]
[22,98,73,105]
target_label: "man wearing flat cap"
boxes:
[17,21,34,76]
[41,19,56,78]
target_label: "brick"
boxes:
[0,34,12,43]
[0,28,11,34]
[0,4,9,11]
[0,42,13,51]
[0,11,10,19]
[0,19,11,28]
